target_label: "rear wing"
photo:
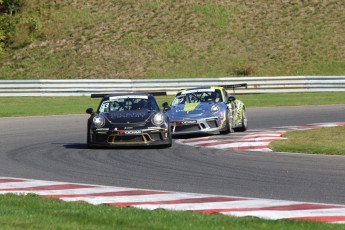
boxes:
[90,91,167,98]
[221,83,247,89]
[220,83,247,93]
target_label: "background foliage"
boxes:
[0,0,344,79]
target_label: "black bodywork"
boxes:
[86,93,172,148]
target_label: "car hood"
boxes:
[102,110,154,124]
[167,102,216,119]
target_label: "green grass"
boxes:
[270,126,345,155]
[1,0,345,79]
[0,96,101,117]
[0,92,344,117]
[238,92,345,107]
[0,194,342,230]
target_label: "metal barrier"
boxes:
[0,76,344,96]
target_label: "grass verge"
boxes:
[238,92,345,107]
[0,96,101,117]
[1,1,345,79]
[0,194,341,230]
[0,92,344,117]
[270,126,345,155]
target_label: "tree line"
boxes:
[0,0,22,56]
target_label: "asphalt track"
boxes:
[0,105,344,205]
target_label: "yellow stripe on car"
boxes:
[184,103,200,112]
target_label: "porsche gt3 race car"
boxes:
[86,93,172,148]
[163,84,248,135]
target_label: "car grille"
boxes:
[109,135,144,143]
[95,133,108,142]
[174,124,200,132]
[150,132,163,141]
[206,120,218,128]
[107,132,163,144]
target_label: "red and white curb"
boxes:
[1,177,345,224]
[176,122,345,152]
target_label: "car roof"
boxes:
[106,92,152,96]
[177,86,223,94]
[101,92,155,100]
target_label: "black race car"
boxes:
[86,93,172,148]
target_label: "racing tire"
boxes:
[87,127,96,149]
[163,130,173,148]
[156,140,172,148]
[234,108,248,132]
[220,109,231,135]
[162,142,172,148]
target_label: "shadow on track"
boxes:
[63,143,88,149]
[62,143,170,150]
[173,133,215,139]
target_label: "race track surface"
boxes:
[0,104,345,205]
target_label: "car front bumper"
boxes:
[170,117,226,135]
[90,128,171,147]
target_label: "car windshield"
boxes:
[99,95,159,112]
[171,89,223,106]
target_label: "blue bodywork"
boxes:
[165,86,247,135]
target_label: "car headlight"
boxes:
[152,112,165,126]
[210,105,220,114]
[93,115,105,127]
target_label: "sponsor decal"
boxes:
[96,128,109,131]
[124,127,133,129]
[119,130,142,135]
[111,112,146,119]
[182,120,197,125]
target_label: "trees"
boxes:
[0,0,21,16]
[0,29,4,56]
[0,0,22,56]
[0,0,4,56]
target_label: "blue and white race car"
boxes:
[163,84,248,135]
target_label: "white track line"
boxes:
[176,122,345,152]
[1,177,345,224]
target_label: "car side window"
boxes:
[210,90,222,102]
[99,102,110,112]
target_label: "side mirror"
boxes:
[86,108,94,114]
[162,102,170,112]
[228,96,236,102]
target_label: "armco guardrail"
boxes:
[0,76,344,96]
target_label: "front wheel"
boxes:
[87,127,96,149]
[162,142,172,148]
[220,109,231,134]
[163,130,173,148]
